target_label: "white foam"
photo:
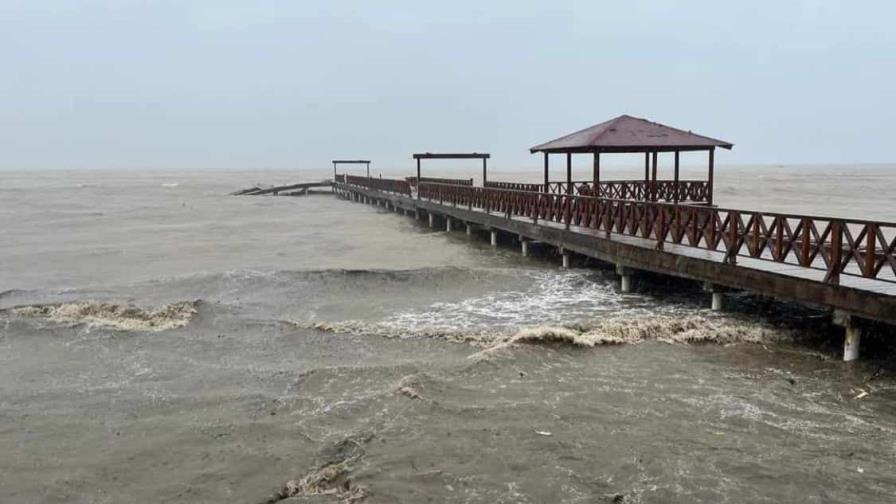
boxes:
[12,301,198,332]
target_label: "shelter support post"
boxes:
[566,153,572,194]
[708,148,715,206]
[543,153,549,192]
[593,151,600,193]
[482,158,488,186]
[644,153,650,200]
[651,151,658,201]
[674,150,680,205]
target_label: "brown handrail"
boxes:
[343,174,412,196]
[417,182,896,284]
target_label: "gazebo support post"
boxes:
[416,158,421,200]
[482,158,488,186]
[543,152,549,192]
[566,153,572,194]
[593,151,600,194]
[674,150,680,205]
[643,152,650,200]
[708,148,715,206]
[651,151,658,201]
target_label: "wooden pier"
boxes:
[246,115,896,360]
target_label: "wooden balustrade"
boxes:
[546,180,710,203]
[406,176,474,187]
[417,182,896,284]
[343,175,412,196]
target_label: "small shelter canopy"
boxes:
[332,159,371,178]
[530,114,733,153]
[413,153,491,196]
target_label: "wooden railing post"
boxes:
[726,211,739,264]
[826,220,842,284]
[865,224,877,278]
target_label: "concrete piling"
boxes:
[490,230,498,247]
[834,311,862,362]
[521,240,529,257]
[446,218,452,232]
[616,264,632,293]
[466,223,472,236]
[428,214,435,228]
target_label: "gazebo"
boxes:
[529,115,733,205]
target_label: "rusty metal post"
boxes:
[708,148,715,206]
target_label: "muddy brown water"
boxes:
[1,167,896,503]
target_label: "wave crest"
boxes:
[10,300,198,332]
[305,313,795,350]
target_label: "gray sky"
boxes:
[2,1,894,171]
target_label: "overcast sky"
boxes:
[2,1,893,171]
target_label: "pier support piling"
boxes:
[834,310,862,362]
[490,230,498,247]
[466,223,472,236]
[616,264,632,293]
[562,253,570,269]
[712,292,724,311]
[521,240,529,257]
[844,326,862,362]
[703,283,723,311]
[428,214,435,228]
[446,218,452,232]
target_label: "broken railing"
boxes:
[417,182,896,284]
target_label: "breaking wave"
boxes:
[9,300,198,332]
[308,312,795,350]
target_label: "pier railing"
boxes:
[344,175,412,196]
[406,176,474,187]
[484,181,544,192]
[417,182,896,284]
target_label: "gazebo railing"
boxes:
[417,182,896,284]
[545,180,710,203]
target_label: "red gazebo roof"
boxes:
[530,114,733,154]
